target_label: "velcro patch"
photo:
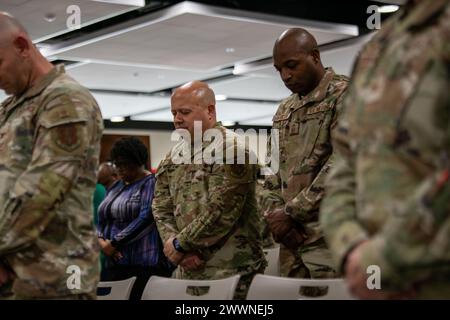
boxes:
[306,103,332,115]
[53,123,81,152]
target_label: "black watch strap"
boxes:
[173,238,186,253]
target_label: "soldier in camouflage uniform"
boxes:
[262,28,349,288]
[320,0,450,299]
[0,12,103,299]
[153,81,266,299]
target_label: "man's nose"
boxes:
[281,68,292,82]
[174,113,183,123]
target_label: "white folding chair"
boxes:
[246,274,356,300]
[263,244,280,276]
[96,277,137,300]
[141,275,240,300]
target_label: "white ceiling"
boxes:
[0,1,372,126]
[209,76,291,101]
[67,62,230,92]
[92,93,169,119]
[54,10,356,71]
[132,100,279,124]
[240,116,274,126]
[1,0,143,42]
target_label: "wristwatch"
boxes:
[284,203,294,216]
[173,238,186,253]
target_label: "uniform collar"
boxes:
[21,64,65,100]
[2,64,65,116]
[294,67,335,107]
[213,121,223,129]
[194,122,226,158]
[171,121,227,163]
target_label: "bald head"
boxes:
[97,162,118,189]
[0,12,53,97]
[171,81,217,137]
[0,12,29,46]
[273,28,325,96]
[274,28,319,56]
[172,80,216,109]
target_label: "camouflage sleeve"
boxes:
[320,151,369,271]
[319,106,369,272]
[284,155,332,221]
[153,162,179,243]
[0,91,96,255]
[260,131,285,213]
[261,172,285,213]
[176,163,256,251]
[286,89,348,223]
[356,170,450,290]
[355,82,450,290]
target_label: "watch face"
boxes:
[173,239,184,253]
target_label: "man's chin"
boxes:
[286,84,305,95]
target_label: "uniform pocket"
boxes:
[296,111,327,160]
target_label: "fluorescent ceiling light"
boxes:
[378,5,400,13]
[215,94,227,101]
[110,116,125,122]
[222,121,236,127]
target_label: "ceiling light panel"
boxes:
[93,93,170,118]
[67,62,230,92]
[209,76,290,101]
[2,0,143,42]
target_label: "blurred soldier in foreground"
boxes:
[153,81,266,299]
[0,12,103,299]
[320,0,450,299]
[262,28,348,290]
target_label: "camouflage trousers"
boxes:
[280,238,337,297]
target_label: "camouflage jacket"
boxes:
[262,68,348,245]
[153,123,266,279]
[0,65,103,299]
[320,0,450,297]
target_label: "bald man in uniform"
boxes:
[153,81,266,299]
[0,12,103,299]
[262,28,349,292]
[97,162,118,190]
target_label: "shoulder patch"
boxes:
[52,123,82,152]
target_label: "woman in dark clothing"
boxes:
[97,137,173,300]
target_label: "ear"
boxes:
[207,104,216,117]
[13,35,30,57]
[310,48,321,64]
